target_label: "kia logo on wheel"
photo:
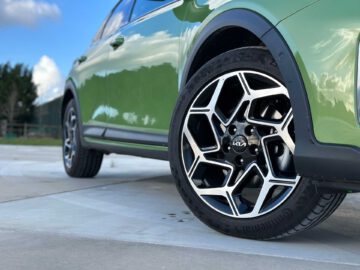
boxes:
[232,136,248,153]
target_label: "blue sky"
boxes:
[0,0,118,103]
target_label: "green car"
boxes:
[61,0,359,239]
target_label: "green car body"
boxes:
[63,0,360,184]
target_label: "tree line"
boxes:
[0,63,37,125]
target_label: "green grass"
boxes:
[0,137,62,146]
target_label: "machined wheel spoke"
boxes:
[71,125,77,141]
[246,115,278,128]
[227,194,241,216]
[65,122,72,138]
[229,163,263,192]
[261,134,299,187]
[205,116,222,154]
[249,108,295,154]
[278,109,295,154]
[189,78,225,114]
[184,126,202,158]
[186,114,222,155]
[64,138,72,150]
[189,108,211,114]
[215,74,250,126]
[239,72,288,97]
[197,187,240,216]
[243,102,275,128]
[249,86,288,100]
[192,158,234,182]
[219,98,248,126]
[230,163,270,216]
[207,78,225,113]
[252,182,273,215]
[70,113,76,126]
[197,187,225,196]
[269,177,299,187]
[184,125,232,178]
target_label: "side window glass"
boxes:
[131,0,175,21]
[102,0,133,38]
[93,17,108,43]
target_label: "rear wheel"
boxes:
[62,100,103,178]
[169,47,345,239]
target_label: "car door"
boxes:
[105,0,186,145]
[72,0,134,130]
[72,28,111,128]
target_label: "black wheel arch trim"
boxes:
[181,9,360,184]
[62,80,81,126]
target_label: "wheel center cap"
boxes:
[231,135,248,153]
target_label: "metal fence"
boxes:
[0,123,61,139]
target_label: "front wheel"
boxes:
[169,47,345,240]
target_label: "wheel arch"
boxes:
[181,9,273,90]
[61,80,80,126]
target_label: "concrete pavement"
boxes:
[0,145,360,269]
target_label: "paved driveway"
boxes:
[0,145,359,269]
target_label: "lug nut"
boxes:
[246,126,256,136]
[229,125,237,135]
[236,156,244,167]
[249,145,260,156]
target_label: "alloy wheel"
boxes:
[63,107,78,169]
[181,70,300,218]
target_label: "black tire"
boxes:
[169,47,346,240]
[62,100,103,178]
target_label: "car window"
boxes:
[102,0,134,38]
[93,17,109,43]
[131,0,176,21]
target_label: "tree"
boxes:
[0,63,37,124]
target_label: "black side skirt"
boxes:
[83,126,169,161]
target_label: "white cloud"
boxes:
[32,55,64,105]
[0,0,60,27]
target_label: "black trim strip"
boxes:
[83,125,168,147]
[88,141,169,161]
[84,126,106,138]
[104,128,168,147]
